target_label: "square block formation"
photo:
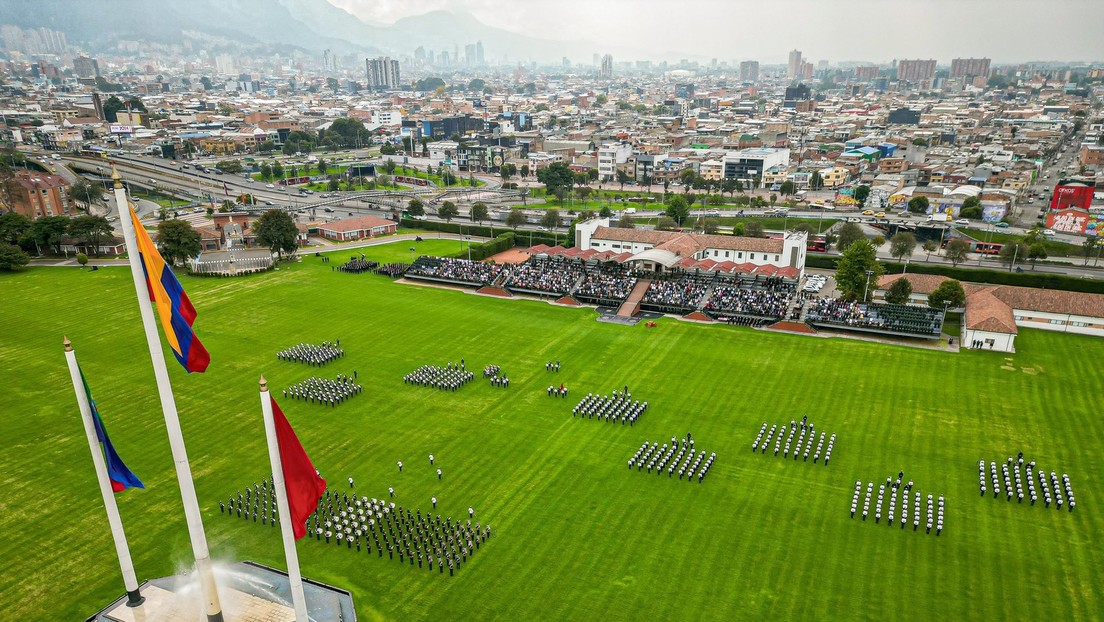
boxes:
[850,472,945,536]
[403,362,475,391]
[276,341,345,366]
[751,417,836,465]
[628,434,715,483]
[283,374,362,406]
[979,453,1076,511]
[572,389,648,425]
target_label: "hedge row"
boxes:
[807,253,1104,294]
[401,217,571,249]
[459,232,516,261]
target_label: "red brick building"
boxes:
[8,170,74,219]
[317,216,397,242]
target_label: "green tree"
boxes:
[31,216,71,254]
[731,222,746,236]
[407,198,425,217]
[154,219,201,266]
[271,161,284,179]
[467,78,486,91]
[215,160,243,174]
[499,163,517,182]
[889,231,917,265]
[809,171,824,191]
[921,240,937,262]
[615,169,629,191]
[471,202,489,225]
[944,239,971,266]
[656,216,677,231]
[437,201,458,224]
[618,214,636,229]
[769,193,778,206]
[853,185,871,205]
[0,212,31,246]
[316,158,328,176]
[744,221,765,238]
[327,178,340,192]
[871,235,886,249]
[253,209,299,259]
[258,140,277,153]
[282,130,316,155]
[595,94,608,106]
[928,279,966,310]
[702,218,720,235]
[721,179,737,196]
[679,168,698,187]
[537,162,575,201]
[102,95,125,123]
[1027,242,1048,269]
[779,180,796,196]
[68,215,113,256]
[665,195,690,226]
[540,209,562,230]
[520,164,531,178]
[598,205,612,218]
[69,178,100,208]
[999,241,1029,270]
[259,162,273,180]
[884,278,913,305]
[381,159,398,176]
[76,252,88,268]
[836,222,864,250]
[0,242,29,270]
[506,207,527,231]
[380,144,397,156]
[907,196,930,214]
[835,239,884,301]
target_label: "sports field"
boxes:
[1,249,1102,621]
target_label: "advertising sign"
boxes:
[1050,184,1094,211]
[1045,208,1103,235]
[109,125,133,134]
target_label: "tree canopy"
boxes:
[884,278,913,305]
[505,208,526,230]
[665,195,690,225]
[536,162,575,201]
[889,232,917,263]
[944,239,971,266]
[836,221,865,251]
[928,279,966,310]
[253,209,299,259]
[155,219,201,266]
[834,239,884,301]
[437,201,458,223]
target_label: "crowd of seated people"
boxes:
[506,258,584,295]
[705,285,792,319]
[575,266,637,303]
[641,274,711,310]
[406,257,502,285]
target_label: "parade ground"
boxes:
[1,248,1102,621]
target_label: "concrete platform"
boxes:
[89,561,355,622]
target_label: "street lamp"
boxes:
[465,236,472,261]
[409,246,416,263]
[863,269,874,303]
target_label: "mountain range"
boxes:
[0,0,603,64]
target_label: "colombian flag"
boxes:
[80,365,144,492]
[130,207,210,373]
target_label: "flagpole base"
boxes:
[125,589,145,607]
[207,612,225,622]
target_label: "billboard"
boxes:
[1049,184,1094,211]
[109,124,133,134]
[1046,208,1104,236]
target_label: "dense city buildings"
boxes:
[897,58,938,82]
[365,56,401,90]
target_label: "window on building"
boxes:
[725,251,730,258]
[1049,319,1064,325]
[750,253,755,260]
[1070,321,1087,327]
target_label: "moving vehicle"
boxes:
[955,219,970,226]
[862,210,875,216]
[875,212,886,218]
[1043,229,1056,237]
[927,213,952,223]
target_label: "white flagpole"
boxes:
[64,337,145,608]
[111,167,224,622]
[258,376,310,621]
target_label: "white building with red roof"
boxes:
[316,215,398,242]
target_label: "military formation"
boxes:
[283,374,362,407]
[276,341,345,366]
[751,416,836,465]
[979,453,1076,512]
[628,433,715,483]
[851,473,945,536]
[571,389,647,425]
[483,365,510,388]
[403,362,475,391]
[223,479,491,576]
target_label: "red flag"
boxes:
[272,399,326,539]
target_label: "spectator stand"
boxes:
[405,256,504,288]
[703,274,799,326]
[639,270,715,315]
[504,256,587,297]
[805,299,944,339]
[574,262,638,307]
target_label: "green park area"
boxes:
[1,253,1101,621]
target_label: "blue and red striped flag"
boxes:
[80,365,144,492]
[130,207,210,373]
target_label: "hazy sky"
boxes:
[329,0,1104,64]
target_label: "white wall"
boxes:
[963,328,1016,352]
[1013,309,1104,337]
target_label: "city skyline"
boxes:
[329,0,1104,64]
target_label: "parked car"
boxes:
[266,183,275,188]
[1042,229,1056,236]
[995,222,1010,228]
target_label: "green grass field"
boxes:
[1,252,1102,621]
